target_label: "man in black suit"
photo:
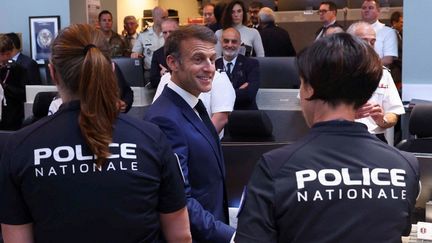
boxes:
[149,19,178,88]
[258,7,296,57]
[0,34,26,130]
[216,27,260,110]
[6,33,41,85]
[315,1,342,39]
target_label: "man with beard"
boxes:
[215,27,259,110]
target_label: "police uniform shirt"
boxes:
[235,120,419,243]
[0,101,186,243]
[355,69,405,134]
[132,26,164,70]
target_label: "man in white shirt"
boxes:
[347,21,404,143]
[131,7,167,71]
[361,0,398,66]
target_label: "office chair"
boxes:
[22,91,58,127]
[396,104,432,153]
[252,57,300,89]
[223,110,274,142]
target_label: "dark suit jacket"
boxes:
[315,21,343,38]
[216,54,260,110]
[259,23,296,57]
[206,22,221,33]
[149,46,167,88]
[0,64,26,130]
[16,53,41,85]
[143,87,234,242]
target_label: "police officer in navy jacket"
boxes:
[235,33,419,243]
[0,24,191,243]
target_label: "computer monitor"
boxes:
[112,58,146,87]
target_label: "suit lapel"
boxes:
[163,88,225,174]
[231,55,245,87]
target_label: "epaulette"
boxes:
[383,66,390,72]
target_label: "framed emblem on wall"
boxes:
[29,16,60,64]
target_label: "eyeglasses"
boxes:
[317,9,329,15]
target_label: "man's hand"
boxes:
[117,100,127,113]
[131,52,143,58]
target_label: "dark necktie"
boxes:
[226,62,233,75]
[195,99,219,142]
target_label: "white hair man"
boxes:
[347,21,404,143]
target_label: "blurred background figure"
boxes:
[6,32,41,85]
[98,10,127,57]
[361,0,398,67]
[0,34,25,131]
[258,7,296,57]
[247,1,263,29]
[315,1,342,40]
[149,19,179,88]
[216,0,265,57]
[122,15,139,57]
[131,6,167,82]
[203,3,221,32]
[390,10,403,92]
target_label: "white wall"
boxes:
[0,0,70,56]
[159,0,202,25]
[116,0,158,32]
[402,0,432,101]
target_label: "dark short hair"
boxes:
[0,34,14,53]
[98,10,112,21]
[249,1,264,9]
[6,33,21,50]
[297,32,382,109]
[221,0,248,29]
[390,11,403,25]
[164,24,217,60]
[320,1,338,14]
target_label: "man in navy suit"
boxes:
[6,32,41,85]
[216,27,259,110]
[315,1,343,40]
[144,25,235,242]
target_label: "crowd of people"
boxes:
[0,0,416,242]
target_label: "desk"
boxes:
[24,85,156,118]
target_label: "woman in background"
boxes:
[215,0,265,57]
[0,24,191,243]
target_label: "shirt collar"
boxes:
[223,55,238,69]
[11,52,20,61]
[324,19,336,28]
[167,80,199,108]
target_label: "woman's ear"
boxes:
[48,63,59,85]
